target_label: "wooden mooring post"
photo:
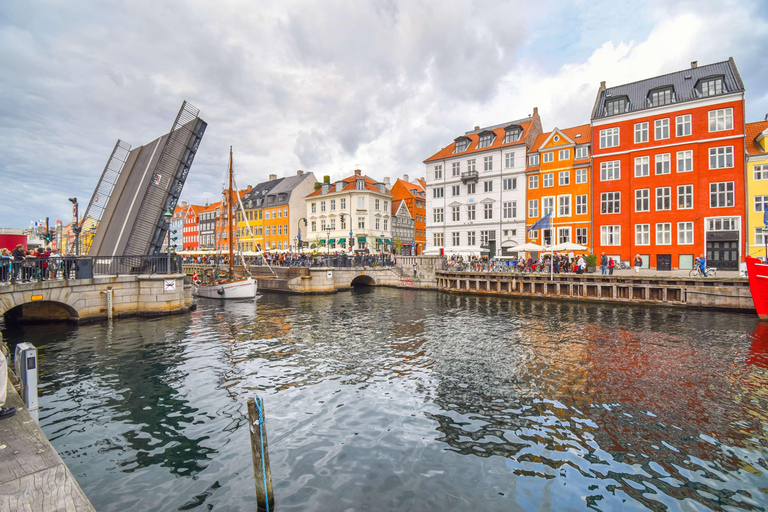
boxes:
[247,397,275,511]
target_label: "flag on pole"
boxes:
[527,211,552,232]
[763,206,768,227]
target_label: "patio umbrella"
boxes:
[551,242,588,252]
[514,242,543,252]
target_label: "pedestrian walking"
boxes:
[600,252,608,275]
[634,254,643,275]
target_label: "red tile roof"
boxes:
[530,124,591,153]
[747,121,768,156]
[424,118,535,163]
[305,173,390,198]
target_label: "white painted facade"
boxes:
[425,142,529,254]
[305,176,393,251]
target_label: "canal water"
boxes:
[3,288,768,511]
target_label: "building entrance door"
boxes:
[706,231,739,270]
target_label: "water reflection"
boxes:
[2,290,767,512]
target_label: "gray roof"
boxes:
[464,116,533,136]
[263,172,314,207]
[591,58,744,120]
[242,178,284,209]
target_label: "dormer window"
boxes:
[648,87,674,107]
[528,154,540,166]
[605,96,628,116]
[477,131,495,149]
[268,196,275,203]
[697,76,725,97]
[278,193,287,201]
[453,137,470,153]
[503,127,521,144]
[356,179,365,190]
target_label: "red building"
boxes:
[183,204,202,251]
[591,58,746,270]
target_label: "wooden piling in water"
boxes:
[247,397,274,511]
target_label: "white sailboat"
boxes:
[194,147,257,299]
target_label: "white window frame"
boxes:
[635,224,650,246]
[635,156,649,177]
[655,153,671,175]
[601,192,621,214]
[559,171,570,186]
[656,222,672,245]
[655,118,670,140]
[754,164,768,181]
[484,156,493,171]
[635,188,650,212]
[558,149,570,161]
[601,225,621,246]
[575,168,588,184]
[677,184,693,209]
[557,226,572,244]
[505,153,515,169]
[528,175,539,189]
[709,181,735,208]
[676,114,692,137]
[676,150,693,173]
[678,222,694,245]
[754,195,768,213]
[543,152,554,163]
[600,127,620,149]
[709,146,734,169]
[576,194,588,215]
[708,108,733,132]
[634,122,648,143]
[575,146,589,159]
[656,186,671,211]
[558,195,571,217]
[528,154,539,166]
[543,173,554,188]
[528,199,539,218]
[601,161,620,181]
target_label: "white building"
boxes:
[423,110,543,256]
[305,169,393,252]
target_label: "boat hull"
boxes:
[195,277,257,299]
[746,256,768,321]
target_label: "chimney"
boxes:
[269,174,277,181]
[765,113,768,121]
[533,107,538,116]
[600,81,606,90]
[297,169,303,175]
[403,174,409,182]
[383,177,391,186]
[247,185,252,190]
[691,60,698,69]
[474,125,480,130]
[180,201,188,208]
[354,169,362,176]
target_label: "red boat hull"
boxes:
[746,256,768,321]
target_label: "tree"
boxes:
[313,182,322,190]
[393,236,403,255]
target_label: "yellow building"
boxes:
[747,120,768,257]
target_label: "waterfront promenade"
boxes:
[0,341,96,511]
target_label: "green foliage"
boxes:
[585,254,597,267]
[323,175,331,183]
[313,182,322,190]
[393,237,403,254]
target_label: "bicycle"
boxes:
[617,260,631,270]
[689,266,717,278]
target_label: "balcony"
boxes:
[460,170,479,184]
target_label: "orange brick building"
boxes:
[390,175,426,254]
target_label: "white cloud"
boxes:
[0,0,765,228]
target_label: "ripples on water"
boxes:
[3,288,768,511]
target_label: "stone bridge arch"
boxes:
[350,275,376,287]
[4,300,79,323]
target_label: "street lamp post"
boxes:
[164,207,173,274]
[326,227,331,260]
[68,198,80,256]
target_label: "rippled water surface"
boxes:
[3,288,768,511]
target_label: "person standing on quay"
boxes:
[600,252,608,275]
[11,244,25,283]
[634,254,643,275]
[1,343,17,421]
[608,257,615,275]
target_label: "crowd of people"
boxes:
[0,245,63,284]
[443,252,591,274]
[183,250,396,269]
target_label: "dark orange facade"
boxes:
[591,60,746,270]
[390,178,426,254]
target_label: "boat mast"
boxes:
[228,146,234,279]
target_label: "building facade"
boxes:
[591,59,746,270]
[182,204,202,251]
[424,110,543,256]
[305,169,393,252]
[390,175,427,254]
[198,203,218,250]
[170,204,185,252]
[391,200,415,254]
[525,125,592,249]
[747,119,768,258]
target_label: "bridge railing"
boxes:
[181,254,396,269]
[0,255,183,283]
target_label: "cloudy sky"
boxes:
[1,0,767,228]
